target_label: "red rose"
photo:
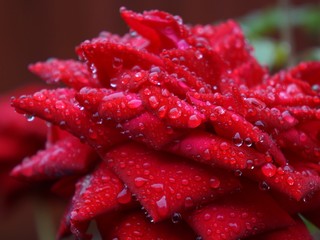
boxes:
[11,8,320,239]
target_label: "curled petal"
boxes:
[121,8,189,52]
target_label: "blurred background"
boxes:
[0,0,319,239]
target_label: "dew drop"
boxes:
[171,212,182,224]
[127,99,142,109]
[184,196,194,208]
[134,177,148,187]
[261,163,277,177]
[33,91,46,101]
[168,108,181,119]
[25,114,35,122]
[234,170,242,177]
[148,96,159,108]
[286,176,295,185]
[259,181,270,191]
[188,114,202,128]
[55,100,66,110]
[244,137,253,147]
[112,57,123,69]
[232,132,243,147]
[209,177,221,189]
[116,187,132,204]
[195,50,203,59]
[204,213,211,221]
[156,196,169,217]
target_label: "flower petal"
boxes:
[186,187,294,240]
[11,135,96,180]
[104,143,241,222]
[29,59,100,89]
[97,210,196,239]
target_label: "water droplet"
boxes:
[246,160,254,169]
[150,183,164,192]
[117,187,131,204]
[286,176,295,185]
[281,110,295,124]
[171,212,182,223]
[25,114,35,122]
[188,114,202,128]
[232,132,243,147]
[184,196,194,208]
[134,177,148,187]
[181,179,189,185]
[148,96,159,108]
[127,99,142,109]
[259,181,270,191]
[156,196,169,217]
[209,177,221,189]
[234,170,242,177]
[112,57,123,69]
[168,108,181,119]
[33,91,46,101]
[158,105,168,118]
[244,137,253,147]
[195,50,203,59]
[204,213,211,221]
[261,163,277,177]
[219,142,229,151]
[55,100,66,110]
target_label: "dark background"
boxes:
[0,1,319,239]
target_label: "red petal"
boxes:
[11,136,96,180]
[190,20,253,68]
[121,8,189,52]
[289,61,320,89]
[122,112,184,149]
[29,59,100,90]
[69,161,133,223]
[12,88,126,150]
[166,130,266,170]
[104,143,241,222]
[248,217,313,240]
[77,39,162,87]
[161,48,225,88]
[139,86,205,128]
[97,210,196,240]
[196,101,286,166]
[247,167,320,200]
[76,87,145,122]
[186,187,294,240]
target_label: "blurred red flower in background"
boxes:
[6,8,320,239]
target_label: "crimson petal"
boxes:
[121,8,189,52]
[97,210,196,239]
[11,88,126,150]
[77,39,162,87]
[186,187,294,240]
[29,59,100,90]
[104,143,241,222]
[11,136,96,180]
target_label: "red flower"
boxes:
[10,8,320,239]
